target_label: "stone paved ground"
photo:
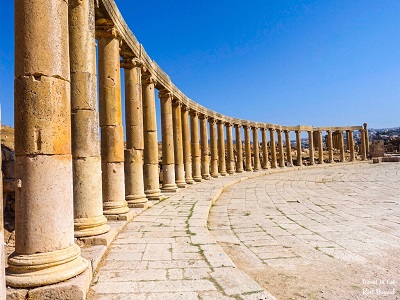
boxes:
[209,163,400,300]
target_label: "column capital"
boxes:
[269,128,275,132]
[172,99,182,108]
[189,109,199,116]
[225,122,233,127]
[95,25,119,40]
[363,123,368,129]
[208,117,217,124]
[142,74,156,85]
[120,57,143,69]
[234,123,241,129]
[199,113,208,120]
[158,89,173,101]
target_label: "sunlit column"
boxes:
[360,129,367,161]
[277,128,285,167]
[226,123,235,174]
[172,100,186,188]
[252,127,261,171]
[209,118,219,178]
[348,130,355,161]
[200,115,211,179]
[295,130,303,166]
[261,128,269,169]
[308,130,315,165]
[244,125,252,171]
[190,111,202,182]
[284,130,293,166]
[327,130,334,163]
[317,130,324,164]
[235,124,244,173]
[182,106,194,184]
[339,131,345,162]
[217,120,227,175]
[269,128,277,168]
[363,123,369,157]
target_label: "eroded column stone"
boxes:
[261,128,270,169]
[327,130,334,163]
[209,118,219,178]
[69,0,109,237]
[277,129,285,167]
[142,75,163,200]
[295,130,303,166]
[0,110,5,296]
[244,126,252,171]
[200,115,211,179]
[348,130,355,161]
[284,130,293,166]
[97,27,129,216]
[172,100,186,188]
[360,129,367,161]
[217,121,227,176]
[308,130,315,165]
[190,111,202,182]
[235,125,244,173]
[317,130,324,164]
[121,58,149,208]
[363,123,369,157]
[252,127,261,171]
[7,0,87,287]
[182,106,194,184]
[269,128,278,168]
[339,131,345,162]
[159,91,178,192]
[226,123,235,174]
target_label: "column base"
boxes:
[175,179,187,188]
[6,244,88,288]
[202,175,211,180]
[103,201,130,215]
[161,183,178,193]
[126,194,150,208]
[185,178,195,184]
[219,171,227,176]
[236,170,244,173]
[193,176,203,182]
[211,173,220,178]
[74,215,110,238]
[144,189,164,201]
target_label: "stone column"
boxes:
[261,128,269,169]
[348,130,355,161]
[339,131,345,162]
[172,100,186,188]
[8,0,87,287]
[327,130,334,163]
[360,129,367,161]
[244,125,252,171]
[0,109,5,296]
[235,125,244,172]
[159,91,178,192]
[217,121,227,175]
[209,118,219,177]
[277,129,285,167]
[142,75,163,200]
[284,130,293,166]
[69,1,109,237]
[252,127,261,171]
[295,130,303,166]
[182,107,194,184]
[269,128,277,168]
[308,130,315,165]
[200,115,211,179]
[317,130,324,164]
[97,27,129,216]
[226,123,235,174]
[363,123,369,157]
[190,112,202,182]
[121,58,149,208]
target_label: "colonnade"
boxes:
[3,0,369,293]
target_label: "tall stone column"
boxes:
[97,27,129,215]
[244,125,252,171]
[159,91,178,192]
[209,118,219,177]
[269,128,278,168]
[295,130,303,166]
[308,130,315,165]
[200,115,211,179]
[360,129,367,161]
[348,130,355,161]
[235,125,244,173]
[121,58,149,207]
[284,130,293,166]
[190,112,202,182]
[142,75,163,200]
[172,100,186,188]
[182,107,194,184]
[217,121,227,175]
[8,0,87,287]
[363,123,369,157]
[317,130,324,164]
[69,1,109,237]
[261,128,270,169]
[339,131,345,162]
[277,129,285,167]
[252,127,261,171]
[327,130,334,163]
[226,123,235,174]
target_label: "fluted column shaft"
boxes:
[159,91,178,192]
[172,101,186,188]
[284,130,293,166]
[70,1,109,237]
[277,129,285,167]
[226,123,235,174]
[142,75,163,200]
[252,127,261,171]
[209,118,219,177]
[339,131,345,162]
[190,112,202,182]
[200,115,211,179]
[261,128,269,169]
[308,131,315,165]
[217,121,227,175]
[327,130,334,163]
[317,130,324,164]
[121,58,149,208]
[8,0,87,287]
[182,107,194,184]
[244,126,252,171]
[295,130,303,166]
[235,125,244,173]
[269,129,277,168]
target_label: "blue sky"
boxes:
[0,0,399,129]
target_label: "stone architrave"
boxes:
[327,130,334,163]
[200,115,211,179]
[277,129,285,167]
[69,0,109,237]
[121,58,149,207]
[7,0,87,287]
[182,106,194,184]
[308,130,315,165]
[226,123,235,174]
[284,130,293,166]
[269,128,278,168]
[235,125,244,172]
[97,26,129,215]
[244,125,252,171]
[159,90,178,192]
[190,111,202,182]
[295,130,303,166]
[142,75,163,200]
[261,128,270,169]
[252,127,261,171]
[172,100,186,188]
[317,130,324,164]
[209,118,219,177]
[217,121,227,176]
